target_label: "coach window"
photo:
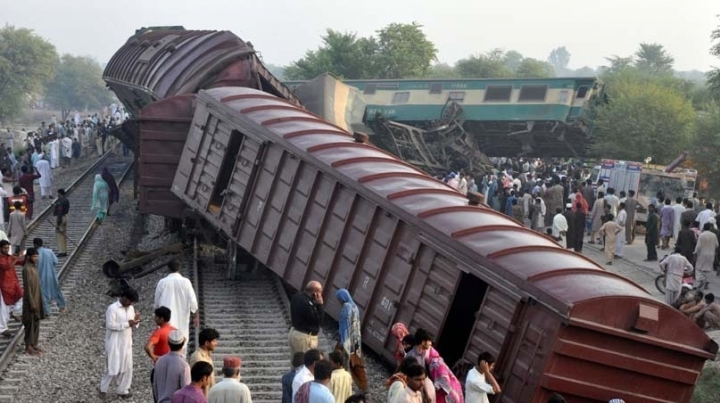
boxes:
[576,86,589,98]
[483,85,512,102]
[209,129,244,213]
[392,91,410,104]
[518,84,548,102]
[429,82,443,94]
[364,84,377,95]
[448,91,465,103]
[558,90,569,103]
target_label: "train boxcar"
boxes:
[103,27,301,218]
[171,87,716,403]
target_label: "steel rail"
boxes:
[0,152,133,374]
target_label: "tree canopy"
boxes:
[591,70,696,164]
[635,43,674,75]
[454,49,555,78]
[0,25,57,120]
[284,22,437,80]
[548,46,571,75]
[44,54,113,120]
[709,20,720,98]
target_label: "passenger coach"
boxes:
[169,87,716,403]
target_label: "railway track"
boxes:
[0,153,133,401]
[188,243,333,403]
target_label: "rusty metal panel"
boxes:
[405,254,460,338]
[104,27,301,118]
[539,323,704,403]
[138,94,195,218]
[283,174,335,290]
[171,107,207,202]
[465,288,520,361]
[363,221,418,351]
[239,146,295,263]
[499,304,558,403]
[324,197,375,317]
[266,162,317,288]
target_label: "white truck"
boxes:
[593,157,697,223]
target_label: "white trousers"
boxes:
[615,235,624,257]
[100,368,133,395]
[0,289,23,333]
[40,186,52,197]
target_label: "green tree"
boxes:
[44,54,113,121]
[0,25,57,120]
[374,22,437,79]
[591,74,696,164]
[635,43,674,75]
[602,55,635,74]
[285,22,436,80]
[426,63,461,78]
[690,105,720,195]
[515,58,555,78]
[455,49,514,78]
[284,30,373,80]
[548,46,571,75]
[503,50,524,72]
[709,20,720,98]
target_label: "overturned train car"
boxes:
[102,27,300,218]
[169,87,717,403]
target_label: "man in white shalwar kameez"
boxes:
[100,288,141,398]
[49,139,59,169]
[34,158,52,199]
[615,203,627,258]
[154,259,199,349]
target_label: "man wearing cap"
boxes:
[208,356,252,403]
[154,329,191,403]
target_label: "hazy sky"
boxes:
[2,0,719,72]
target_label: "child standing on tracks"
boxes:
[7,201,26,256]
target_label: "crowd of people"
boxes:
[442,158,720,333]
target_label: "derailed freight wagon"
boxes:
[170,87,718,403]
[102,27,300,218]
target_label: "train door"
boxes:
[436,272,488,368]
[497,300,555,403]
[172,108,212,211]
[361,220,419,352]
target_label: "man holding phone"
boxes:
[100,288,141,399]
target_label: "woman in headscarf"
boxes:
[428,347,464,403]
[91,174,109,223]
[100,167,119,216]
[572,190,589,214]
[336,289,367,392]
[391,322,410,369]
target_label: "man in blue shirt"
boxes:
[294,360,334,403]
[282,352,304,403]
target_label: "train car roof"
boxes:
[285,76,602,86]
[197,86,715,358]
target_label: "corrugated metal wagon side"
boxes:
[171,87,717,403]
[137,94,196,218]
